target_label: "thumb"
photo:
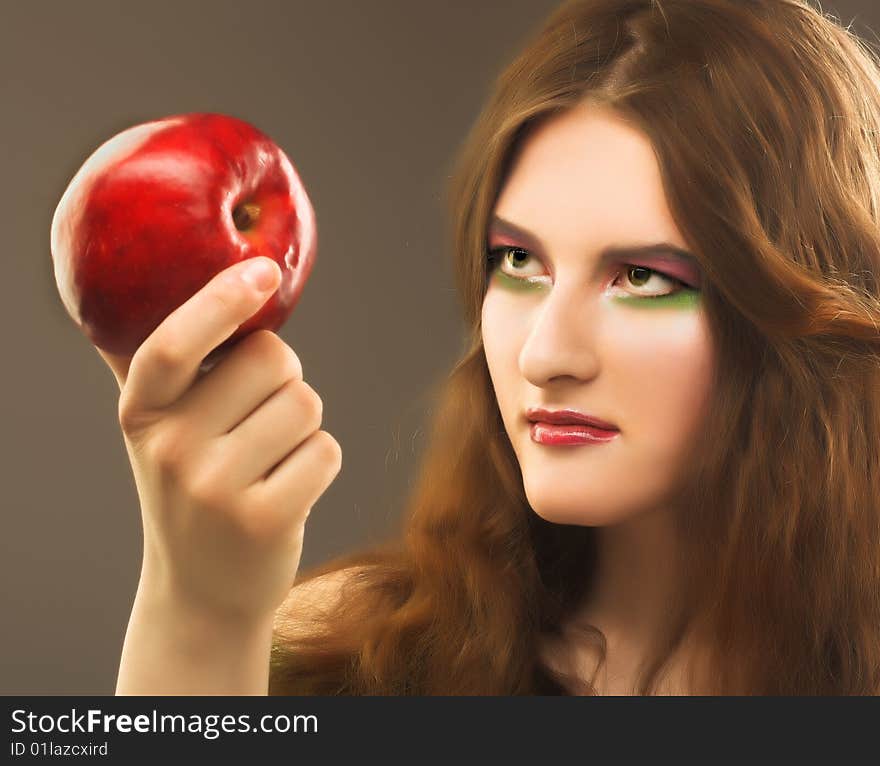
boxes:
[95,346,132,392]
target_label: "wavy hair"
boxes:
[270,0,880,695]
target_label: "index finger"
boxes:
[123,257,281,412]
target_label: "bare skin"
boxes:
[97,257,343,694]
[539,609,712,695]
[482,101,717,695]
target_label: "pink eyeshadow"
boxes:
[624,255,702,288]
[486,233,702,289]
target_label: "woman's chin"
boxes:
[526,496,631,528]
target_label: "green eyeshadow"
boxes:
[610,289,701,310]
[488,269,701,309]
[489,270,550,292]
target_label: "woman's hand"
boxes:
[98,257,342,626]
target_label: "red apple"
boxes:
[50,112,317,359]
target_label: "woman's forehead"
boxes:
[493,104,687,254]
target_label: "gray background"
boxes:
[1,0,876,695]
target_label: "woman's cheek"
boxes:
[481,278,542,353]
[610,306,714,451]
[481,292,517,395]
[481,289,536,430]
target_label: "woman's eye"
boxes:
[613,265,687,298]
[486,246,690,298]
[485,246,543,279]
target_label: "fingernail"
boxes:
[241,259,279,291]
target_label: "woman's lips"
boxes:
[530,422,620,446]
[525,407,618,430]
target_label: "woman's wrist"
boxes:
[116,580,275,695]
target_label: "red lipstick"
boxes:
[526,407,620,446]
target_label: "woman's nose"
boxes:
[517,282,602,387]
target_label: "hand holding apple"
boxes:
[107,259,341,629]
[50,112,317,360]
[53,115,342,693]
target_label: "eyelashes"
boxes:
[484,245,697,298]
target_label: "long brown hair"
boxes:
[270,0,880,695]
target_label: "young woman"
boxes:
[101,0,880,695]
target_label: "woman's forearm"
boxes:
[115,585,274,695]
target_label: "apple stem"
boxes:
[232,202,261,231]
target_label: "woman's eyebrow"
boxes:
[487,214,699,270]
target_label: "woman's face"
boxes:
[481,102,715,526]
